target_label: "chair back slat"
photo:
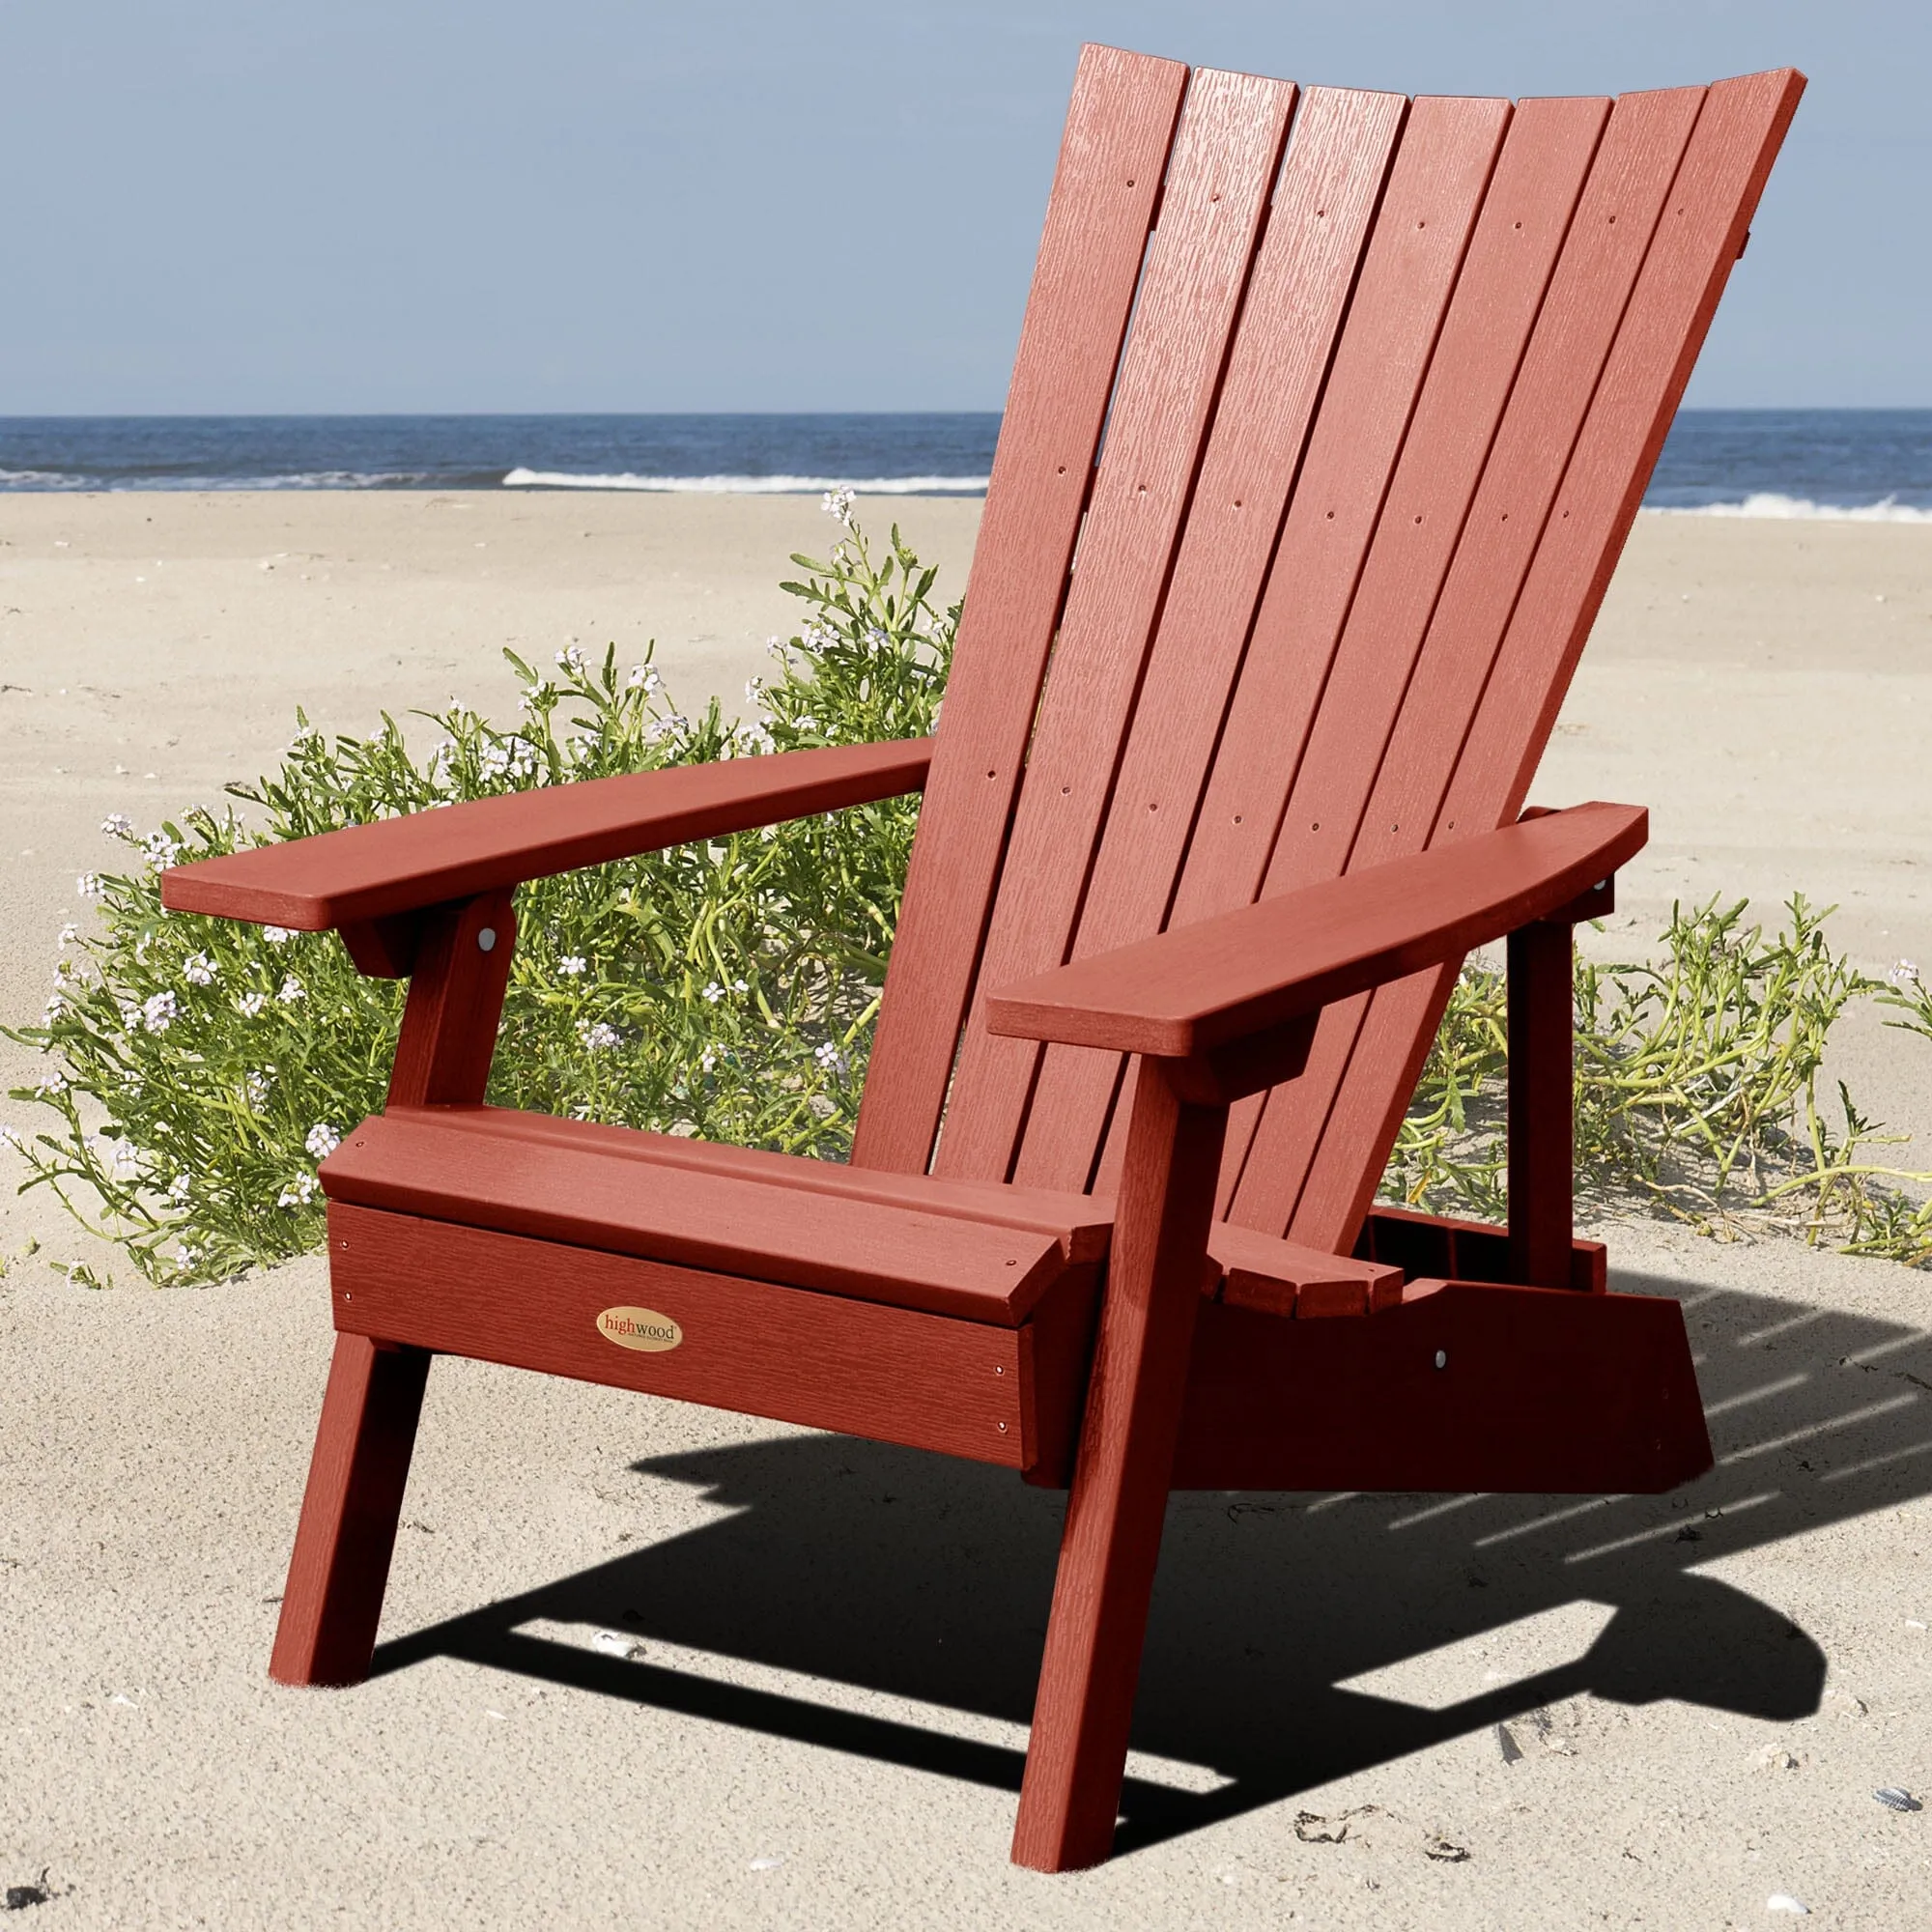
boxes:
[1086,95,1518,1202]
[1253,85,1708,1238]
[932,66,1297,1180]
[851,43,1187,1175]
[1280,68,1804,1253]
[1008,85,1408,1193]
[855,47,1802,1254]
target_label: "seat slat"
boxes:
[324,1112,1074,1326]
[1283,71,1804,1252]
[852,43,1187,1178]
[934,66,1298,1183]
[435,1104,1113,1262]
[1008,85,1407,1193]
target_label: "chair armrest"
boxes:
[159,739,931,931]
[985,800,1645,1059]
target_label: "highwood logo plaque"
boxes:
[595,1307,683,1352]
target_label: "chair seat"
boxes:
[322,1106,1398,1325]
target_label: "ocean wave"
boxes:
[1648,492,1932,524]
[500,468,991,496]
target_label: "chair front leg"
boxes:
[271,888,517,1687]
[1011,1057,1227,1872]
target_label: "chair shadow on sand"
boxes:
[369,1265,1929,1856]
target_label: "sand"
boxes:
[1,494,1928,1926]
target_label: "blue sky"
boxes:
[0,1,1921,412]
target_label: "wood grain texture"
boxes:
[1167,95,1512,939]
[851,44,1187,1177]
[328,1205,1070,1471]
[1232,87,1703,1242]
[986,802,1644,1056]
[1284,73,1802,1253]
[384,890,516,1109]
[161,739,931,930]
[436,1105,1115,1262]
[1094,96,1509,1212]
[323,1110,1080,1325]
[1010,86,1406,1192]
[1219,97,1613,1234]
[935,66,1297,1184]
[1010,1061,1225,1871]
[269,1334,431,1688]
[1171,1279,1712,1491]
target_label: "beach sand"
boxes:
[1,494,1928,1926]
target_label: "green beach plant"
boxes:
[6,499,1931,1283]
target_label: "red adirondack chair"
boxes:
[163,47,1803,1870]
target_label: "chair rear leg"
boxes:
[1011,1066,1225,1872]
[270,1333,431,1688]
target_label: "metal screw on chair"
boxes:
[477,927,497,952]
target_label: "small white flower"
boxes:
[167,1172,191,1205]
[1888,958,1920,986]
[554,644,586,674]
[183,952,216,986]
[745,676,763,703]
[35,1069,68,1096]
[733,978,748,993]
[576,1018,621,1051]
[118,1000,142,1031]
[0,1124,23,1151]
[794,714,819,733]
[821,487,856,527]
[76,873,103,900]
[243,1069,272,1108]
[813,1040,848,1073]
[702,980,725,1004]
[95,1135,140,1179]
[559,955,588,978]
[276,1172,320,1209]
[626,664,662,695]
[277,975,305,1004]
[100,811,134,838]
[304,1122,342,1159]
[519,680,557,714]
[765,636,788,660]
[237,990,268,1018]
[141,989,178,1033]
[58,923,79,946]
[699,1049,718,1073]
[176,1242,201,1269]
[142,831,183,870]
[262,924,294,946]
[645,714,690,745]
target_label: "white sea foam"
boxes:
[1648,492,1932,524]
[499,468,990,496]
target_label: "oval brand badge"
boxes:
[596,1306,683,1352]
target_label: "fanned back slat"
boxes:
[1262,85,1710,1241]
[853,45,1801,1258]
[1097,95,1516,1206]
[1010,85,1408,1193]
[851,44,1187,1175]
[1218,89,1637,1231]
[1284,69,1804,1253]
[934,66,1297,1181]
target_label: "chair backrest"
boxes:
[852,45,1802,1255]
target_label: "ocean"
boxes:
[1,410,1929,519]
